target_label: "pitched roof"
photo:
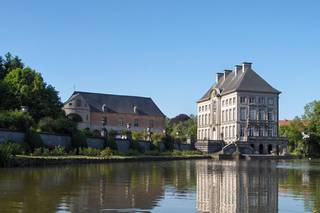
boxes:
[66,91,165,117]
[198,64,281,103]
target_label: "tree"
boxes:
[166,114,197,142]
[0,52,24,80]
[3,67,63,121]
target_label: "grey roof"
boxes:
[66,91,165,117]
[198,65,280,102]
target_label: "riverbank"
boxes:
[6,154,211,167]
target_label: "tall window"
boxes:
[259,127,264,136]
[240,125,245,137]
[233,97,236,105]
[248,127,254,136]
[222,100,225,107]
[229,110,231,122]
[232,126,235,138]
[222,110,225,122]
[221,127,224,139]
[205,114,207,125]
[226,109,229,121]
[208,113,211,125]
[249,109,256,120]
[240,97,246,104]
[240,108,246,121]
[134,119,139,127]
[259,97,265,104]
[225,126,228,138]
[199,106,201,112]
[233,108,236,121]
[268,110,273,121]
[149,120,154,128]
[258,109,265,120]
[268,127,273,136]
[226,99,228,106]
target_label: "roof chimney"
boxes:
[242,62,252,72]
[224,70,232,80]
[216,73,224,83]
[234,65,242,76]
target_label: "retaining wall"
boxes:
[0,129,25,144]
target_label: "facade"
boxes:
[63,91,166,133]
[196,62,288,154]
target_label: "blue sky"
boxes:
[1,0,319,118]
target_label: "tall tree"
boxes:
[3,67,63,121]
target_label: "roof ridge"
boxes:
[74,91,152,99]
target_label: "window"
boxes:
[240,125,245,137]
[248,127,254,136]
[268,98,274,105]
[249,97,256,104]
[229,110,231,122]
[119,119,124,126]
[226,126,228,138]
[259,127,264,136]
[240,97,246,104]
[226,109,229,121]
[267,110,273,121]
[202,106,204,111]
[232,126,235,138]
[229,98,232,105]
[205,105,208,111]
[233,97,236,105]
[268,127,273,136]
[249,109,256,120]
[208,113,211,125]
[149,120,154,128]
[134,119,139,127]
[258,97,265,104]
[226,99,228,106]
[240,108,246,121]
[76,99,81,107]
[222,100,225,107]
[221,127,224,138]
[86,114,89,121]
[199,106,201,112]
[258,109,265,120]
[205,114,207,125]
[222,110,225,122]
[233,108,236,121]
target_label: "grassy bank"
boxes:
[9,152,209,167]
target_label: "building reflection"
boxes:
[196,161,278,213]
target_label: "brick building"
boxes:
[63,91,166,133]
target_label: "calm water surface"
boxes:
[0,160,320,213]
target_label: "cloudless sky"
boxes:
[1,0,319,118]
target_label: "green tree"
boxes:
[0,52,24,80]
[3,67,63,121]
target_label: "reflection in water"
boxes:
[196,161,278,213]
[0,160,320,212]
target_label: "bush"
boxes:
[25,129,44,151]
[0,110,34,131]
[79,148,100,156]
[50,146,66,156]
[32,147,50,156]
[106,138,118,150]
[100,147,113,157]
[37,117,77,134]
[71,130,87,150]
[0,141,26,166]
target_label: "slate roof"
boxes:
[198,64,281,103]
[66,91,165,117]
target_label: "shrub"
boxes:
[0,141,26,166]
[106,138,118,150]
[32,147,50,156]
[0,110,34,131]
[100,147,113,157]
[37,117,77,134]
[132,131,144,140]
[79,148,101,156]
[25,129,44,151]
[71,130,87,150]
[50,146,66,156]
[151,132,165,143]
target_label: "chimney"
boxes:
[216,72,224,83]
[242,62,252,72]
[234,65,242,76]
[224,70,232,80]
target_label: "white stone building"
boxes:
[196,62,287,154]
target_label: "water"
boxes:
[0,160,319,213]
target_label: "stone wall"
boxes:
[137,141,151,152]
[87,137,105,149]
[195,140,224,153]
[115,139,131,152]
[0,128,25,144]
[40,133,72,149]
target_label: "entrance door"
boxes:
[268,144,273,154]
[259,144,264,154]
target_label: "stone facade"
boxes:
[196,62,288,154]
[63,91,166,133]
